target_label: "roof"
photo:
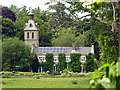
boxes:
[24,20,38,30]
[35,47,92,54]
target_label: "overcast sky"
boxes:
[0,0,50,10]
[0,0,90,18]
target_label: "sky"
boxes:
[0,0,90,18]
[0,0,50,10]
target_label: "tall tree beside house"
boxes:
[84,53,96,73]
[29,53,40,72]
[44,53,54,73]
[57,53,67,72]
[69,54,81,72]
[2,37,36,71]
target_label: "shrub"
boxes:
[52,71,59,75]
[35,76,40,79]
[2,75,11,78]
[90,60,120,89]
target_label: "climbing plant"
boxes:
[69,54,81,72]
[57,53,67,72]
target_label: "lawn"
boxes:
[2,77,90,88]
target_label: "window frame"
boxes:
[80,56,86,62]
[38,56,45,62]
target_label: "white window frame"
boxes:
[66,56,70,62]
[38,56,45,62]
[53,56,58,62]
[80,56,86,62]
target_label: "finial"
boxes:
[29,7,34,15]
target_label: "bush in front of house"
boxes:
[57,53,67,72]
[69,54,81,72]
[84,53,96,73]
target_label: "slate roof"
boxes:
[35,47,92,54]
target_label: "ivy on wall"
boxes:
[44,53,54,73]
[57,53,67,72]
[69,53,81,72]
[84,53,96,72]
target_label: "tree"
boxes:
[47,1,73,29]
[52,27,75,47]
[29,53,39,72]
[69,1,120,57]
[1,7,16,22]
[2,37,31,71]
[69,54,81,72]
[84,53,96,72]
[2,18,17,39]
[57,53,67,72]
[97,33,118,63]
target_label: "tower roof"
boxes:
[24,8,38,31]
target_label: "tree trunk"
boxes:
[118,6,120,57]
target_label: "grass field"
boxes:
[2,77,90,88]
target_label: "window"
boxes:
[80,57,85,61]
[66,56,70,62]
[39,57,45,62]
[29,23,33,27]
[32,32,34,38]
[27,32,29,39]
[54,56,58,62]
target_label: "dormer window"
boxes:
[29,23,33,27]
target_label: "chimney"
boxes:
[72,43,76,50]
[71,43,76,53]
[91,45,94,54]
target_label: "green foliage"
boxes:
[29,53,40,72]
[84,53,96,73]
[1,7,16,22]
[2,37,31,71]
[2,18,17,39]
[44,53,54,73]
[69,54,81,72]
[90,60,120,89]
[35,76,40,79]
[57,53,67,72]
[98,33,118,63]
[52,27,75,47]
[47,2,73,29]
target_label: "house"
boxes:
[24,9,94,72]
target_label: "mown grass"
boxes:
[2,77,90,88]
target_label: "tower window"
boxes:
[32,32,34,38]
[29,23,32,27]
[27,32,29,39]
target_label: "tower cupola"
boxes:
[29,8,34,20]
